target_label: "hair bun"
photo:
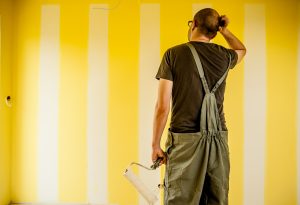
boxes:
[218,16,225,27]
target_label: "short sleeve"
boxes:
[155,49,173,81]
[227,49,238,69]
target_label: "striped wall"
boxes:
[265,1,297,205]
[4,0,300,205]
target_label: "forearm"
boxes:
[220,28,246,51]
[152,104,170,148]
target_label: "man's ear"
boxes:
[192,20,198,30]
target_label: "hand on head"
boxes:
[218,15,229,32]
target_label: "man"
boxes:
[151,8,246,205]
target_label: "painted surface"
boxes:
[0,0,298,205]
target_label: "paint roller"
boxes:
[123,158,163,205]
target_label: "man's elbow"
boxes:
[242,47,247,56]
[240,49,247,59]
[236,48,247,64]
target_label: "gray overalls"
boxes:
[164,43,232,205]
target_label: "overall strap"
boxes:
[186,43,232,94]
[186,43,210,94]
[186,43,232,132]
[211,54,231,93]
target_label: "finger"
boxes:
[161,157,167,165]
[160,153,167,165]
[152,153,158,162]
[221,15,228,22]
[159,156,165,165]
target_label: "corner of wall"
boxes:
[0,0,13,204]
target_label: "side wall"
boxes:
[0,0,12,204]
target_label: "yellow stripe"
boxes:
[0,0,12,204]
[298,3,300,204]
[192,3,212,16]
[108,0,139,204]
[160,0,191,52]
[11,0,40,202]
[265,1,298,205]
[212,1,245,205]
[58,2,88,202]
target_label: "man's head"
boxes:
[188,8,225,41]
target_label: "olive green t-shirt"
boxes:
[156,41,238,133]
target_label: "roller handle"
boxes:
[150,157,163,170]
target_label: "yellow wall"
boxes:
[11,0,40,201]
[265,1,298,204]
[2,0,299,205]
[108,1,139,203]
[0,0,12,204]
[58,2,89,201]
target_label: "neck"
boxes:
[190,33,211,43]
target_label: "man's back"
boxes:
[151,8,246,204]
[156,41,237,133]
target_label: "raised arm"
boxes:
[219,15,246,64]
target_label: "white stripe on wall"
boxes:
[87,4,109,204]
[192,3,211,16]
[37,5,60,202]
[244,4,266,205]
[297,3,300,205]
[139,4,160,205]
